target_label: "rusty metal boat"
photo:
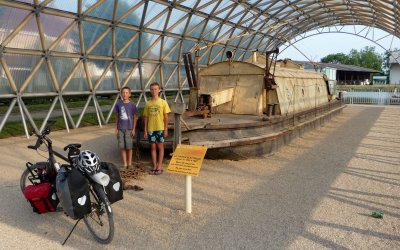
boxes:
[138,51,345,158]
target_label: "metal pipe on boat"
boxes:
[195,50,199,85]
[173,113,182,151]
[187,52,197,89]
[252,50,257,63]
[273,103,278,115]
[267,104,274,116]
[182,53,193,88]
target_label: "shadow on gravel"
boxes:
[166,106,400,249]
[2,106,399,249]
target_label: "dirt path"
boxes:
[0,104,399,249]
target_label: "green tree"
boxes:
[320,53,349,64]
[382,48,399,74]
[355,46,382,70]
[347,49,360,65]
[321,46,383,71]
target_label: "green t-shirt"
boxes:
[143,98,171,131]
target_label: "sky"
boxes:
[277,28,400,62]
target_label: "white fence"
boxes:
[337,88,400,105]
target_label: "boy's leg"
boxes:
[151,143,157,170]
[125,129,134,167]
[117,130,128,167]
[121,149,128,167]
[127,149,133,167]
[156,142,164,171]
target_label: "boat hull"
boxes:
[137,100,345,159]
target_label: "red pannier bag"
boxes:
[24,182,59,214]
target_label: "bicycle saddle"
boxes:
[64,143,82,151]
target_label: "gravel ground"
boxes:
[0,104,399,249]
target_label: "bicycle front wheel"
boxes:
[83,184,114,244]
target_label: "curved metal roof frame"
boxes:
[239,0,399,51]
[279,28,400,64]
[0,0,399,136]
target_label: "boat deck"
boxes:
[180,113,269,131]
[137,100,345,157]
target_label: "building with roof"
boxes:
[372,76,388,85]
[295,61,381,85]
[389,51,400,84]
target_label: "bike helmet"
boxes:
[78,150,110,186]
[78,150,100,175]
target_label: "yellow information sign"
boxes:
[167,144,207,176]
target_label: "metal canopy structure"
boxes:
[0,0,400,135]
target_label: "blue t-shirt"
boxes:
[114,100,137,130]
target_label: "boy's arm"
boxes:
[143,116,148,139]
[115,113,119,136]
[163,113,168,137]
[133,113,138,131]
[131,113,137,136]
[163,101,171,137]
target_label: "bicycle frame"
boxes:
[29,131,69,166]
[22,121,114,244]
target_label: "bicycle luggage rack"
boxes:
[26,162,40,185]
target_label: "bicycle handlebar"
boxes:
[27,120,56,150]
[26,120,69,163]
[27,133,45,150]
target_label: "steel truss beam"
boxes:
[0,0,399,135]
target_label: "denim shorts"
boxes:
[117,129,134,149]
[147,130,165,143]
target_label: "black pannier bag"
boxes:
[100,162,123,204]
[24,182,59,214]
[56,167,91,220]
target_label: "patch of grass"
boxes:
[0,97,117,114]
[0,94,179,139]
[0,122,27,139]
[0,113,117,139]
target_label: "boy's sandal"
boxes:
[150,169,158,175]
[133,185,144,191]
[156,169,163,175]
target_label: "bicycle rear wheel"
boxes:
[83,184,114,244]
